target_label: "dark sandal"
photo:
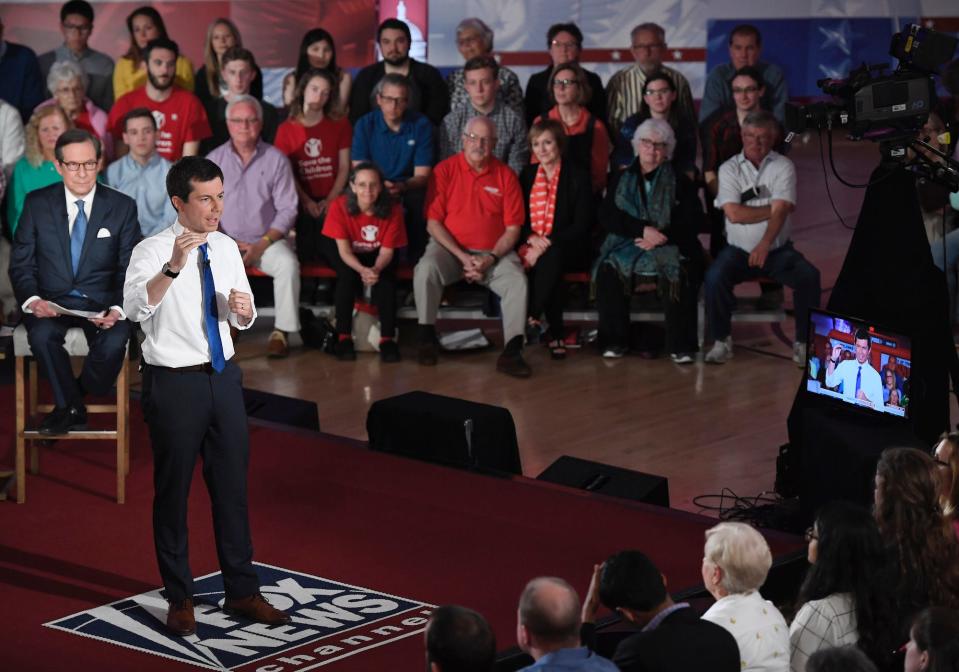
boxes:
[548,339,567,360]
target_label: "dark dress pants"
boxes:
[142,360,259,603]
[322,237,397,337]
[704,242,821,342]
[596,259,702,355]
[401,187,427,264]
[24,314,131,408]
[528,242,584,340]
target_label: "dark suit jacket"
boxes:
[10,182,141,310]
[519,161,592,249]
[524,65,607,129]
[585,607,741,672]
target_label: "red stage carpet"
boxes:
[0,383,802,670]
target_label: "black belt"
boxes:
[146,362,216,374]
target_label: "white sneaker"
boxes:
[705,337,733,364]
[792,342,807,368]
[602,345,627,359]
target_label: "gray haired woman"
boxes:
[42,60,113,159]
[446,17,523,115]
[593,117,704,361]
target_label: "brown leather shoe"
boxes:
[496,350,532,378]
[267,330,289,358]
[223,593,291,624]
[166,598,196,636]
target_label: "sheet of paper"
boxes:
[47,302,106,319]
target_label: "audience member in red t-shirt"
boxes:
[107,38,210,161]
[321,162,406,363]
[415,116,531,378]
[274,68,352,262]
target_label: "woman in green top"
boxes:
[7,104,72,234]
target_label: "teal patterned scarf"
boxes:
[593,162,683,299]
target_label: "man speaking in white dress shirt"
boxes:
[123,156,289,637]
[824,327,884,409]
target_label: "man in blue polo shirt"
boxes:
[351,73,433,260]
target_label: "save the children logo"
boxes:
[304,138,323,158]
[45,563,435,670]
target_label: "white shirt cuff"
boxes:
[21,295,41,313]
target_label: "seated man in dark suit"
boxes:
[581,550,740,672]
[10,128,140,434]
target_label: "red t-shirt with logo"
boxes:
[425,153,525,250]
[274,117,352,200]
[322,195,407,253]
[107,86,211,161]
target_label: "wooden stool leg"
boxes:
[15,357,26,504]
[28,360,40,474]
[116,358,128,504]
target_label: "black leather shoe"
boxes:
[38,405,87,435]
[379,340,401,363]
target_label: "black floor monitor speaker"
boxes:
[366,391,521,475]
[537,456,669,507]
[243,388,320,432]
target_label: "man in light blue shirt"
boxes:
[517,577,618,672]
[825,327,884,409]
[105,107,176,238]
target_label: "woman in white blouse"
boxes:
[701,522,790,672]
[789,502,896,672]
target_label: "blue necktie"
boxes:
[855,365,862,396]
[71,199,87,275]
[199,244,226,373]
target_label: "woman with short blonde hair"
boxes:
[7,105,72,234]
[701,522,789,672]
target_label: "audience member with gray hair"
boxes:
[206,93,299,358]
[200,46,277,154]
[41,59,112,159]
[446,17,524,117]
[594,116,705,362]
[704,109,820,366]
[701,522,789,672]
[516,577,617,671]
[37,0,115,111]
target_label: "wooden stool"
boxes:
[13,324,130,504]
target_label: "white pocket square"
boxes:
[96,228,111,238]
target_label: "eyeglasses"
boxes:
[55,86,85,96]
[60,160,98,172]
[553,78,579,89]
[550,40,578,49]
[378,94,408,106]
[226,117,260,126]
[732,86,760,95]
[62,22,92,33]
[644,87,672,97]
[633,42,664,51]
[804,527,818,542]
[463,132,495,146]
[457,35,481,46]
[638,138,667,151]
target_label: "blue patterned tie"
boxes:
[71,199,87,275]
[855,366,862,396]
[199,244,226,373]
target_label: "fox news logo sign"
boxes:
[45,563,435,670]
